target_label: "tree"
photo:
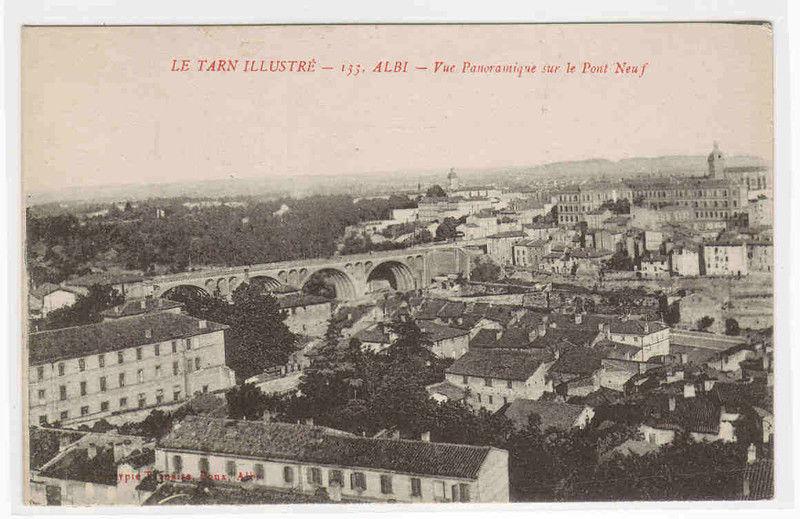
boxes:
[603,251,634,272]
[470,257,502,282]
[435,217,462,241]
[599,198,631,215]
[725,318,740,336]
[425,185,447,198]
[226,383,270,420]
[41,284,124,330]
[697,316,715,332]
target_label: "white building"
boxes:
[156,415,510,503]
[28,313,236,427]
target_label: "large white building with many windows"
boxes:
[28,313,236,427]
[155,415,509,503]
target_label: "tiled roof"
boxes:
[145,481,333,505]
[417,321,469,342]
[29,283,80,300]
[486,231,526,239]
[550,348,603,376]
[29,313,227,366]
[437,301,467,319]
[644,395,722,435]
[100,298,183,318]
[159,416,493,480]
[426,381,468,401]
[353,325,390,344]
[741,459,774,500]
[65,271,144,287]
[529,329,601,352]
[502,399,588,431]
[446,348,554,381]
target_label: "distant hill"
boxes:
[25,154,767,207]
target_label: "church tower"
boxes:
[447,167,459,190]
[708,141,726,179]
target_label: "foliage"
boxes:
[725,318,740,336]
[697,316,715,332]
[602,251,634,272]
[435,216,465,241]
[425,185,447,198]
[225,383,270,420]
[599,198,631,215]
[181,282,297,382]
[39,284,124,330]
[26,194,417,286]
[470,257,503,282]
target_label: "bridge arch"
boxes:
[302,267,357,300]
[249,275,283,290]
[367,260,417,292]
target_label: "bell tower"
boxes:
[447,167,459,190]
[707,141,726,179]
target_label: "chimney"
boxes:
[644,322,650,334]
[198,319,207,330]
[114,306,121,315]
[683,383,696,399]
[144,329,152,339]
[703,379,716,391]
[420,431,431,442]
[747,443,757,464]
[668,396,676,412]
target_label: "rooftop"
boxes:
[29,313,227,366]
[100,298,183,319]
[447,348,554,381]
[158,416,495,480]
[502,399,588,431]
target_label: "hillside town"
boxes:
[26,144,774,505]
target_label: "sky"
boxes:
[21,23,773,194]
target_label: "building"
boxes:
[486,231,526,266]
[639,254,670,278]
[670,244,701,277]
[155,415,510,503]
[639,390,738,446]
[702,241,749,276]
[512,239,551,270]
[64,271,146,299]
[275,291,334,337]
[447,167,459,191]
[28,313,236,427]
[445,349,555,412]
[29,283,80,319]
[100,298,184,321]
[28,429,155,505]
[501,399,594,432]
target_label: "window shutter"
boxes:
[307,468,314,484]
[350,473,356,489]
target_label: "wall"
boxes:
[445,364,551,413]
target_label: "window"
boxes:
[488,395,493,405]
[117,351,124,364]
[172,455,183,474]
[459,484,471,502]
[155,365,162,377]
[118,373,125,387]
[79,381,87,396]
[78,358,86,372]
[186,359,193,373]
[283,466,294,483]
[58,363,65,376]
[254,463,265,480]
[138,393,146,408]
[119,397,128,408]
[506,380,513,389]
[172,361,179,375]
[39,415,47,425]
[154,344,160,356]
[462,375,468,385]
[351,472,367,491]
[37,389,45,400]
[308,467,322,485]
[37,366,44,381]
[60,410,68,420]
[194,357,201,370]
[100,401,109,412]
[136,348,143,360]
[380,474,393,494]
[476,393,481,403]
[484,377,492,387]
[225,460,237,479]
[329,469,344,487]
[98,354,105,368]
[171,341,178,353]
[185,338,192,350]
[99,376,107,392]
[199,457,210,476]
[202,385,209,393]
[156,389,164,404]
[173,389,181,401]
[137,369,144,383]
[410,477,422,497]
[80,406,89,416]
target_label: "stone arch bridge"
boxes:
[146,245,471,301]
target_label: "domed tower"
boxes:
[708,141,726,179]
[447,167,459,190]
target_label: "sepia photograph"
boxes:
[16,20,779,508]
